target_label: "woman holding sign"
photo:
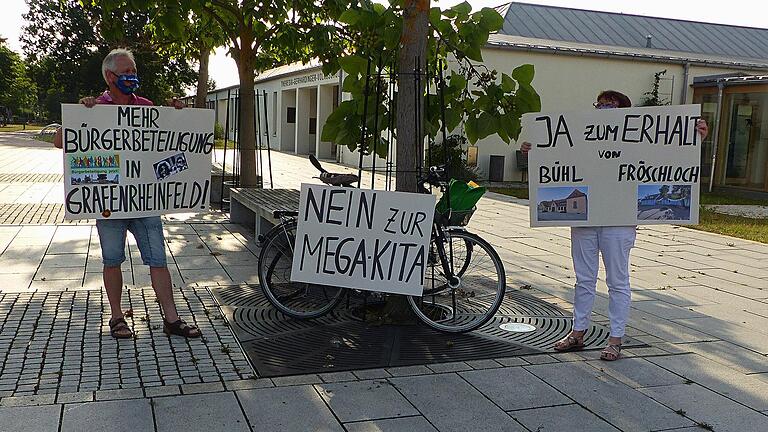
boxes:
[521,90,708,361]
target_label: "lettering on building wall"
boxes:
[281,72,339,88]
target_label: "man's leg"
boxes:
[130,216,199,336]
[149,266,179,323]
[96,219,132,338]
[103,265,125,319]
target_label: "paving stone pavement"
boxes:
[0,132,767,431]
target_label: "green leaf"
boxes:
[500,73,516,92]
[338,55,368,76]
[476,112,499,140]
[321,118,340,141]
[516,82,542,113]
[448,71,467,90]
[480,8,504,32]
[511,64,535,85]
[445,106,463,132]
[429,7,442,26]
[463,45,483,62]
[338,9,360,25]
[497,124,510,143]
[465,115,479,144]
[506,115,523,141]
[451,1,472,19]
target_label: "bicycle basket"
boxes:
[436,206,476,226]
[435,179,486,226]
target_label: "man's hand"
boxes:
[79,96,97,108]
[53,128,62,149]
[696,119,709,140]
[167,97,184,110]
[520,141,532,154]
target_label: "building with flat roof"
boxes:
[198,2,768,194]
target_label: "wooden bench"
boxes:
[229,188,301,235]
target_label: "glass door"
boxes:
[723,92,767,189]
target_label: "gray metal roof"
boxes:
[496,2,768,62]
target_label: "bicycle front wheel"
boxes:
[408,230,506,333]
[258,220,345,319]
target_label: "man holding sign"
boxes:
[53,49,202,340]
[521,90,708,361]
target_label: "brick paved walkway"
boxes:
[1,132,768,431]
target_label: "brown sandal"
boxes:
[554,334,584,352]
[109,317,133,339]
[600,344,622,361]
[163,318,201,338]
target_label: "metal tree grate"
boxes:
[209,284,643,377]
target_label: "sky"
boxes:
[3,0,768,91]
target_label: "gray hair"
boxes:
[102,48,136,83]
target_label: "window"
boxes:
[309,118,317,134]
[572,201,577,209]
[287,107,296,124]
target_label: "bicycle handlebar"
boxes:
[419,165,448,191]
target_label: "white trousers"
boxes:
[570,226,636,338]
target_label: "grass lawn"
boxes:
[488,186,767,243]
[488,187,528,199]
[35,134,55,144]
[690,207,768,244]
[700,191,768,206]
[0,124,45,132]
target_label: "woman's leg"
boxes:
[599,226,636,342]
[570,227,600,333]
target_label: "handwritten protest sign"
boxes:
[521,104,702,227]
[61,104,214,219]
[290,184,436,296]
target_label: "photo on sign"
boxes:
[70,170,119,185]
[637,184,692,221]
[536,187,589,221]
[153,152,189,180]
[69,153,119,170]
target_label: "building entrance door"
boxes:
[723,93,767,190]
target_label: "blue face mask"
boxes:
[115,74,140,95]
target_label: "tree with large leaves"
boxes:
[318,1,541,192]
[93,0,347,187]
[22,0,197,121]
[141,11,227,108]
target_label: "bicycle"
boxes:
[256,155,506,333]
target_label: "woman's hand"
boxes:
[696,119,709,140]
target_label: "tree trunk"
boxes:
[236,46,259,188]
[380,0,430,322]
[194,47,210,108]
[395,0,429,193]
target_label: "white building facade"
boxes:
[201,2,768,192]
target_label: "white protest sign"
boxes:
[290,184,436,296]
[61,104,214,220]
[521,104,702,227]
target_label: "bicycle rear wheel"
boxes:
[258,220,345,319]
[408,230,506,333]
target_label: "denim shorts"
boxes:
[95,216,168,267]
